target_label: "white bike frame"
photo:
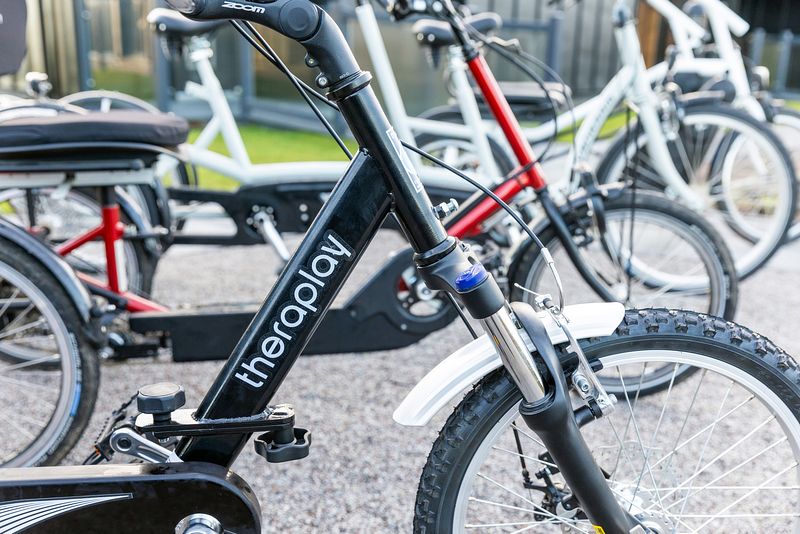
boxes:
[645,0,765,119]
[157,5,508,192]
[364,1,701,207]
[501,8,704,206]
[157,0,707,213]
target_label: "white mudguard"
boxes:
[393,302,625,427]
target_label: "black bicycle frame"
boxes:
[175,4,454,465]
[36,1,633,531]
[177,152,397,463]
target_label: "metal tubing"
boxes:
[513,304,637,533]
[538,191,617,303]
[466,55,547,191]
[447,46,502,183]
[177,153,392,465]
[336,86,449,252]
[100,189,126,294]
[480,306,545,402]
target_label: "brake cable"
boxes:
[233,16,567,310]
[467,32,560,165]
[229,20,352,159]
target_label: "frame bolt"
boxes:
[432,198,459,220]
[573,373,591,394]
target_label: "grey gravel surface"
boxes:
[65,226,800,532]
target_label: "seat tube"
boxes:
[99,187,127,294]
[448,46,502,184]
[190,37,251,166]
[354,2,421,167]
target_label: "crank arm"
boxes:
[109,427,182,463]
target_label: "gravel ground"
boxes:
[62,219,800,532]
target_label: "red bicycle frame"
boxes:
[52,189,166,313]
[447,54,549,238]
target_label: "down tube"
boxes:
[177,152,391,466]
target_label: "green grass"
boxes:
[91,69,155,101]
[186,124,357,190]
[784,100,800,112]
[187,112,630,191]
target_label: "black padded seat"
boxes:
[412,12,502,49]
[147,7,227,38]
[0,111,189,149]
[475,80,572,110]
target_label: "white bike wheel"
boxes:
[0,188,150,295]
[597,104,797,279]
[0,244,98,467]
[770,108,800,241]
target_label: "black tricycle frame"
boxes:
[0,2,637,532]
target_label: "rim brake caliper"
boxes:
[523,288,617,417]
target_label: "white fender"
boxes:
[393,302,625,426]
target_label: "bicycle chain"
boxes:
[82,392,138,464]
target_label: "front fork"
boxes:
[416,238,638,533]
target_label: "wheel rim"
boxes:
[452,351,800,533]
[0,261,78,467]
[518,210,723,317]
[608,110,794,277]
[770,111,800,242]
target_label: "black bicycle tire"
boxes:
[0,238,99,466]
[413,308,800,532]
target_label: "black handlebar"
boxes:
[166,0,360,87]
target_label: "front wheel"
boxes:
[415,309,800,533]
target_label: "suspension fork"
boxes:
[442,15,637,531]
[416,238,637,533]
[512,304,640,533]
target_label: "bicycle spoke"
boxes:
[474,473,590,533]
[491,445,557,469]
[693,462,798,531]
[0,353,60,373]
[0,318,46,341]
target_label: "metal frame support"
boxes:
[73,0,93,91]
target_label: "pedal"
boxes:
[253,427,311,463]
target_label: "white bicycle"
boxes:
[630,0,800,242]
[420,0,797,280]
